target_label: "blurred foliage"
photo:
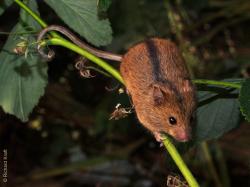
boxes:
[239,79,250,121]
[0,0,13,16]
[0,0,250,187]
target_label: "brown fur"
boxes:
[120,38,196,142]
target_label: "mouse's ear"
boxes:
[181,79,194,93]
[152,85,165,106]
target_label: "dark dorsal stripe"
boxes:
[145,39,185,110]
[145,39,162,82]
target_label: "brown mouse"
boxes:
[120,39,196,142]
[37,25,196,142]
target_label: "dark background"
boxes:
[0,0,250,187]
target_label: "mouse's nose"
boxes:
[175,130,191,142]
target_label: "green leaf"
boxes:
[44,0,112,46]
[0,0,48,122]
[98,0,112,12]
[194,88,240,142]
[0,0,13,16]
[239,78,250,122]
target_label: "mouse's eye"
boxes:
[168,116,177,125]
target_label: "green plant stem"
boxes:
[214,143,231,187]
[193,79,241,89]
[0,31,37,35]
[163,137,199,187]
[44,38,124,84]
[201,142,222,187]
[14,0,60,38]
[14,0,47,28]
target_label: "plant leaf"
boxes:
[44,0,112,46]
[239,78,250,122]
[98,0,112,12]
[0,0,48,121]
[0,0,13,16]
[194,87,240,142]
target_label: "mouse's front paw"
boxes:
[153,131,166,143]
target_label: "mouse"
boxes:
[37,25,197,142]
[120,39,196,142]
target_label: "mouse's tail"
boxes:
[37,25,123,62]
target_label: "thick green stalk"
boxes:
[193,79,241,89]
[14,0,47,28]
[14,0,60,38]
[163,137,200,187]
[45,38,124,83]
